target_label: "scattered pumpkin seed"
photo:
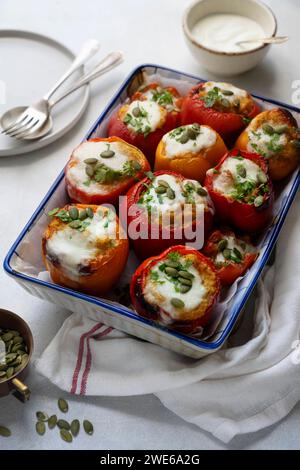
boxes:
[166,188,175,199]
[233,247,242,259]
[69,220,82,229]
[12,336,23,344]
[83,420,94,435]
[165,267,179,277]
[100,149,115,158]
[2,333,13,342]
[58,398,69,413]
[179,132,189,144]
[0,426,11,437]
[177,270,195,280]
[221,98,230,108]
[86,208,94,218]
[85,165,95,177]
[155,185,167,194]
[171,298,185,309]
[262,123,274,135]
[197,187,207,197]
[69,207,79,220]
[187,127,197,140]
[36,421,46,436]
[179,284,191,294]
[178,277,192,286]
[157,179,169,188]
[70,419,80,437]
[222,90,234,96]
[165,260,180,269]
[274,124,288,134]
[60,429,73,443]
[36,411,48,422]
[218,239,228,252]
[6,367,14,379]
[57,419,70,430]
[254,195,264,207]
[84,157,98,164]
[132,107,141,118]
[48,415,57,429]
[79,209,88,221]
[223,248,231,260]
[132,160,142,171]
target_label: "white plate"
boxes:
[0,29,90,157]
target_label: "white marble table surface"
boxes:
[0,0,300,450]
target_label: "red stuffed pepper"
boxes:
[204,149,274,233]
[130,245,220,334]
[65,137,150,206]
[120,170,215,260]
[107,83,182,165]
[202,228,258,286]
[181,81,260,141]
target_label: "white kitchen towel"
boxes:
[35,193,300,443]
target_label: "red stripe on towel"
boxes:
[70,322,104,394]
[80,326,113,396]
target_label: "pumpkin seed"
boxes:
[12,336,23,344]
[223,248,231,260]
[57,419,70,430]
[0,426,11,437]
[221,98,230,108]
[222,90,234,96]
[254,195,264,207]
[155,185,166,194]
[83,420,94,435]
[100,149,115,158]
[0,371,6,378]
[166,188,175,199]
[291,139,300,148]
[86,207,94,218]
[36,411,48,422]
[237,165,246,178]
[0,364,7,371]
[179,132,189,144]
[233,247,242,259]
[132,107,141,117]
[85,165,95,178]
[177,270,195,280]
[84,157,98,164]
[58,398,69,413]
[11,343,22,353]
[179,284,191,294]
[257,171,267,184]
[165,267,179,278]
[69,207,79,220]
[5,353,17,363]
[187,127,197,140]
[6,367,14,379]
[36,421,46,436]
[157,179,169,188]
[218,239,228,252]
[262,123,274,135]
[2,333,13,342]
[132,160,142,171]
[171,298,185,309]
[60,429,73,443]
[70,419,80,437]
[165,260,180,269]
[48,415,57,429]
[274,124,288,134]
[197,187,207,197]
[178,277,192,286]
[69,220,82,229]
[79,209,88,220]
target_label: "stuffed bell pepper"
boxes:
[204,149,274,233]
[202,228,258,285]
[130,245,220,334]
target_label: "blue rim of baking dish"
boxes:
[3,63,300,351]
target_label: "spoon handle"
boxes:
[43,39,100,101]
[237,36,288,45]
[49,51,123,108]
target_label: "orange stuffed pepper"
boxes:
[42,204,129,296]
[235,108,300,180]
[154,123,227,183]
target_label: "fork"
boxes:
[1,39,100,138]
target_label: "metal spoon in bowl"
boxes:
[0,51,123,140]
[236,35,288,46]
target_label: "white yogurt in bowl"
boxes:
[191,13,265,53]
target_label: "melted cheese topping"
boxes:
[46,208,116,280]
[140,174,211,217]
[247,126,287,158]
[67,141,129,194]
[162,125,217,158]
[212,157,262,195]
[204,81,247,103]
[125,100,164,133]
[144,260,205,320]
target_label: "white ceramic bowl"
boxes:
[183,0,277,76]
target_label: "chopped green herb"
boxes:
[200,86,220,108]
